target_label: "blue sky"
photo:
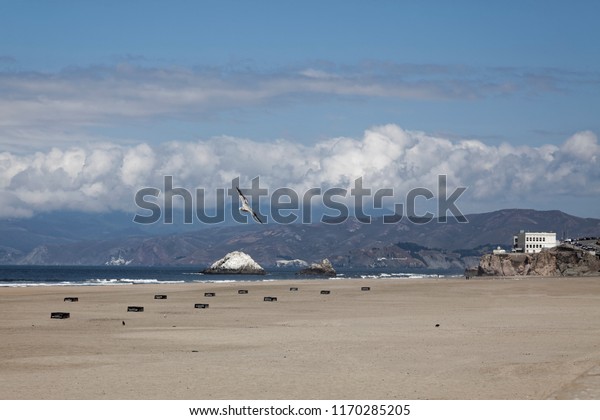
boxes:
[1,0,599,219]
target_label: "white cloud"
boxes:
[561,131,599,163]
[0,62,592,150]
[0,125,598,219]
[120,144,155,187]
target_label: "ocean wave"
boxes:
[359,272,445,279]
[0,281,75,288]
[0,266,459,287]
[0,278,186,287]
[191,278,278,284]
[191,279,237,283]
[87,278,186,285]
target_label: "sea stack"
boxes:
[298,258,336,277]
[202,251,266,275]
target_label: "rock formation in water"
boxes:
[298,258,337,277]
[202,251,266,275]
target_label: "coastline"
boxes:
[2,276,600,399]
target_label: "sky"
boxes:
[0,0,599,221]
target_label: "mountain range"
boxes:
[1,209,599,271]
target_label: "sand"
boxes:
[1,276,600,400]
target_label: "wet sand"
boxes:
[1,276,600,400]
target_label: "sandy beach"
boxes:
[1,276,600,400]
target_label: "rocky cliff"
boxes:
[477,246,600,276]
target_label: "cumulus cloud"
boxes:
[561,131,599,163]
[0,125,598,219]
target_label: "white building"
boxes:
[512,231,557,253]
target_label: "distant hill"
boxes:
[0,209,203,263]
[2,209,599,270]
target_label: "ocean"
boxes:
[0,265,462,287]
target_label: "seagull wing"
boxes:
[236,186,263,223]
[236,186,250,206]
[251,210,264,224]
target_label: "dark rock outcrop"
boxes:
[477,246,600,276]
[298,258,336,277]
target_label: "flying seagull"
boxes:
[236,186,264,224]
